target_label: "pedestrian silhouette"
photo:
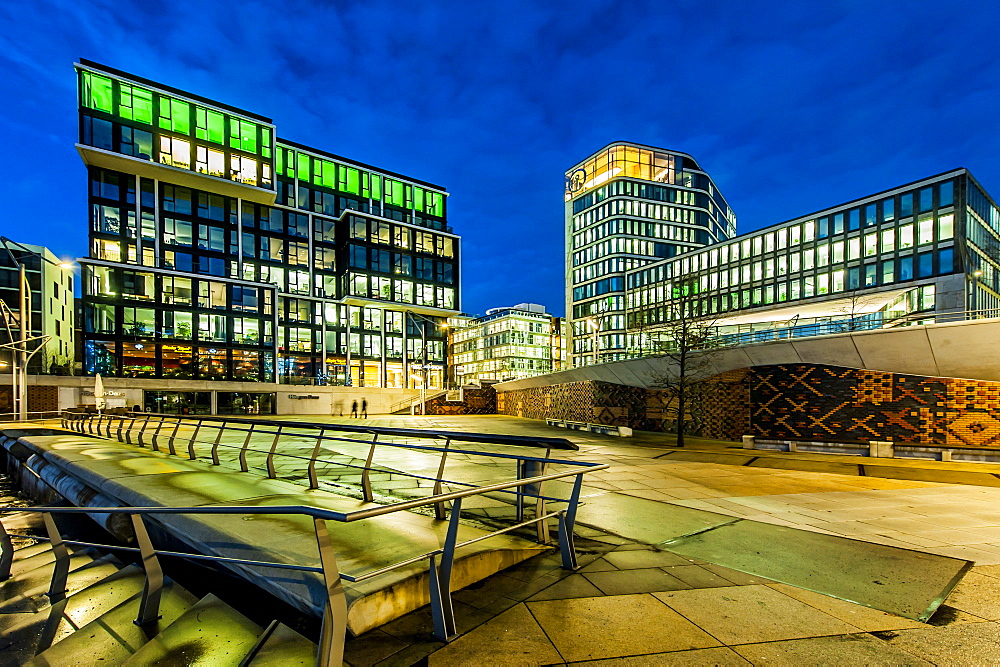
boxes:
[361,398,368,418]
[351,400,358,418]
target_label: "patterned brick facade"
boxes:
[751,364,1000,446]
[496,364,1000,446]
[424,386,498,415]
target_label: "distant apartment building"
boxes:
[0,242,75,374]
[449,304,560,385]
[75,60,459,390]
[566,142,1000,365]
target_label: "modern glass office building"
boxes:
[626,169,1000,351]
[76,60,459,387]
[565,142,737,367]
[566,143,1000,365]
[448,304,561,384]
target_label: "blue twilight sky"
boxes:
[1,0,999,317]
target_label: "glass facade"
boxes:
[566,143,737,366]
[77,61,459,387]
[449,306,560,384]
[614,168,999,357]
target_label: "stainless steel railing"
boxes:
[0,461,605,665]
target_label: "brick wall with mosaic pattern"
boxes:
[425,386,497,415]
[750,364,1000,446]
[497,363,1000,446]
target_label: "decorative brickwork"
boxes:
[498,364,1000,446]
[425,386,498,415]
[0,385,59,418]
[750,364,1000,446]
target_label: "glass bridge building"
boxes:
[77,60,458,387]
[567,144,1000,365]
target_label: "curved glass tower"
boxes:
[565,142,736,366]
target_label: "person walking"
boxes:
[351,399,359,418]
[361,398,368,418]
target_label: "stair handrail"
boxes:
[0,463,605,665]
[60,412,587,526]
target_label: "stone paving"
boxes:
[67,414,1000,663]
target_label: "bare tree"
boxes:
[647,280,721,447]
[833,289,881,332]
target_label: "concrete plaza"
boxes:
[312,414,1000,665]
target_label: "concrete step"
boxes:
[0,542,99,580]
[24,578,199,666]
[122,593,262,666]
[247,622,317,665]
[0,563,146,663]
[0,552,119,615]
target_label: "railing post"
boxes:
[166,418,181,456]
[0,517,13,582]
[43,512,70,600]
[105,414,114,438]
[266,425,283,479]
[239,423,255,472]
[150,416,166,452]
[131,514,164,626]
[123,416,134,445]
[187,420,203,461]
[557,473,585,570]
[313,518,347,667]
[211,421,226,465]
[116,416,126,441]
[86,415,95,435]
[136,415,152,447]
[308,429,325,490]
[433,438,451,520]
[361,433,379,502]
[534,461,549,544]
[429,496,461,641]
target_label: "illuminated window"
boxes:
[864,233,878,257]
[81,71,114,112]
[939,214,954,240]
[230,118,258,154]
[118,84,153,124]
[899,223,914,249]
[881,229,895,253]
[195,108,225,144]
[918,217,934,245]
[195,146,225,177]
[158,96,191,134]
[159,136,191,169]
[230,155,258,185]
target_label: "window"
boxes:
[92,204,121,234]
[899,256,913,281]
[939,248,954,273]
[918,217,934,245]
[117,126,152,160]
[81,71,113,112]
[161,276,193,305]
[899,223,914,249]
[939,214,954,240]
[163,218,193,246]
[900,193,913,218]
[82,116,113,150]
[159,136,191,169]
[864,233,877,257]
[881,229,895,253]
[158,96,191,134]
[919,187,934,213]
[195,108,225,144]
[230,154,257,185]
[229,118,258,153]
[195,146,225,177]
[883,198,895,221]
[940,181,954,207]
[918,252,934,278]
[197,225,226,252]
[118,84,153,124]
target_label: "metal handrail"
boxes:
[0,462,602,666]
[60,412,590,526]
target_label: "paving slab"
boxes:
[526,594,721,662]
[566,646,751,665]
[731,633,933,666]
[653,585,860,644]
[426,603,562,666]
[875,621,1000,664]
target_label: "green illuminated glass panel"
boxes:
[230,119,258,154]
[371,174,382,200]
[261,127,272,158]
[385,179,404,206]
[81,71,114,113]
[345,168,360,195]
[414,187,425,212]
[276,146,295,178]
[297,152,310,182]
[404,185,413,208]
[118,84,153,124]
[362,173,370,198]
[195,108,225,144]
[315,159,336,188]
[158,96,191,134]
